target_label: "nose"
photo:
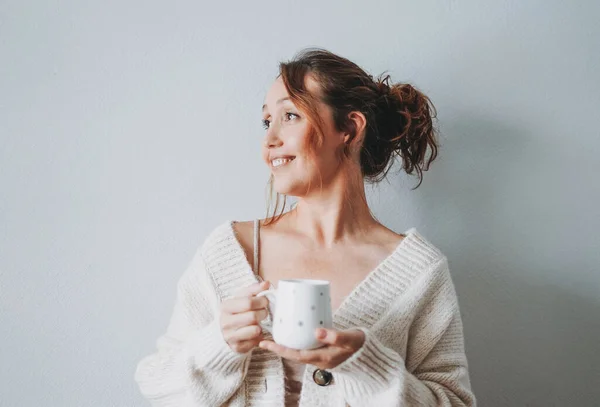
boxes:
[263,126,283,149]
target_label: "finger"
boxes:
[316,328,362,349]
[258,340,338,369]
[233,281,271,297]
[259,340,327,364]
[222,309,269,330]
[221,295,269,314]
[259,340,303,361]
[262,339,351,370]
[229,337,262,354]
[226,325,263,343]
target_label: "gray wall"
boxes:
[1,1,598,406]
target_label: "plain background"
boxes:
[1,1,599,406]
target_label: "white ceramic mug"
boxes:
[257,279,333,350]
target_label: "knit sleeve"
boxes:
[134,246,250,407]
[330,257,476,406]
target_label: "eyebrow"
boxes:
[262,97,291,111]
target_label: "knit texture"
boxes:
[135,220,476,406]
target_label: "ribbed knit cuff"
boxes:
[184,318,251,375]
[330,327,404,397]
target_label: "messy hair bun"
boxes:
[363,74,439,187]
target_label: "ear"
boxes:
[344,111,368,146]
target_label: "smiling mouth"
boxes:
[271,157,296,168]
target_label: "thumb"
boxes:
[316,328,365,349]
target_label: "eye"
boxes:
[261,112,298,130]
[285,112,299,121]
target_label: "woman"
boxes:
[135,48,476,407]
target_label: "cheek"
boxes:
[295,126,318,156]
[306,133,343,169]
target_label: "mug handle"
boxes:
[256,289,277,328]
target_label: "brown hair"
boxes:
[264,47,439,224]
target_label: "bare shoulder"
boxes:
[231,220,255,262]
[373,223,407,252]
[231,219,254,236]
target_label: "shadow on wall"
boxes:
[385,115,600,406]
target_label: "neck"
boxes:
[286,168,377,247]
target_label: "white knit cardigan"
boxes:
[135,220,476,406]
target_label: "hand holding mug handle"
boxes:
[256,289,277,329]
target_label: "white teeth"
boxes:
[272,157,294,167]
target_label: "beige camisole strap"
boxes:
[253,219,262,280]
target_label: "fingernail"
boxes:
[316,328,326,339]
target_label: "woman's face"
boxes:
[261,76,346,197]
